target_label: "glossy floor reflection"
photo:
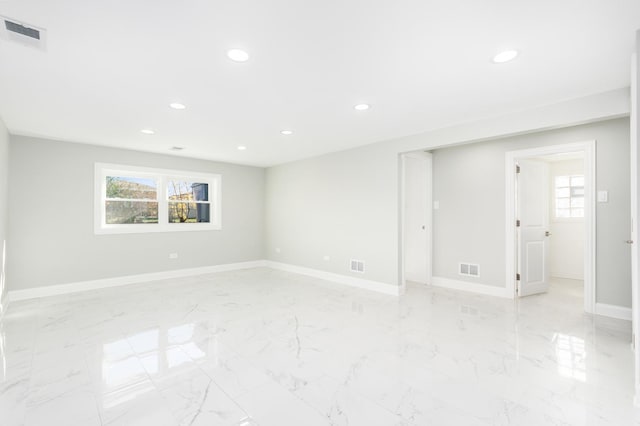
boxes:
[0,270,638,425]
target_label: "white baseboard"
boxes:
[6,260,400,302]
[8,260,267,302]
[595,303,632,321]
[431,276,512,298]
[266,261,401,296]
[6,261,635,324]
[550,274,584,281]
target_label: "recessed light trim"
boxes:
[354,103,370,111]
[227,49,250,62]
[237,145,247,151]
[140,129,155,135]
[280,130,293,136]
[169,102,186,110]
[492,50,519,63]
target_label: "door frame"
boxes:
[630,47,639,405]
[505,141,596,313]
[399,151,433,292]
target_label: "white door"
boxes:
[403,153,432,284]
[517,159,550,296]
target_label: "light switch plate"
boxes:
[597,190,608,203]
[433,201,440,210]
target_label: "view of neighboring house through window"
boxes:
[555,175,584,218]
[95,163,221,234]
[167,179,210,223]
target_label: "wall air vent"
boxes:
[459,262,480,277]
[350,259,365,274]
[0,16,46,51]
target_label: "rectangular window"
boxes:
[555,175,584,219]
[105,176,159,224]
[167,179,210,224]
[95,163,221,234]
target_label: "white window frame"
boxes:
[94,163,221,234]
[554,174,585,221]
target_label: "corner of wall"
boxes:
[0,292,8,321]
[0,116,9,311]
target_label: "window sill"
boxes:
[95,223,221,235]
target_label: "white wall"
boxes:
[3,89,630,299]
[267,114,630,308]
[0,117,8,312]
[549,159,584,280]
[266,142,398,286]
[266,90,629,293]
[7,136,265,291]
[431,118,629,306]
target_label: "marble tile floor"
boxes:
[0,269,638,425]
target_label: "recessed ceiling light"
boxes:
[280,130,293,136]
[140,129,155,135]
[237,145,247,150]
[354,103,370,111]
[227,49,250,62]
[492,50,519,63]
[169,102,186,110]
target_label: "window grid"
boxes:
[555,175,584,219]
[166,179,211,224]
[95,163,221,234]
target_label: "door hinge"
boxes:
[516,273,521,281]
[516,219,520,227]
[516,164,521,174]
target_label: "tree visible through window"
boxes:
[167,180,210,223]
[95,164,221,234]
[555,175,584,218]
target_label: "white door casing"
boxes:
[505,141,595,310]
[630,35,640,406]
[517,159,551,296]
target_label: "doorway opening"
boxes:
[505,141,596,313]
[399,151,432,291]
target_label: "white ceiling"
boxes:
[0,1,638,167]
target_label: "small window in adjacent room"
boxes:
[95,163,221,234]
[555,175,584,219]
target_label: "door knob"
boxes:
[627,240,634,244]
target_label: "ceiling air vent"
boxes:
[5,20,39,39]
[0,16,46,51]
